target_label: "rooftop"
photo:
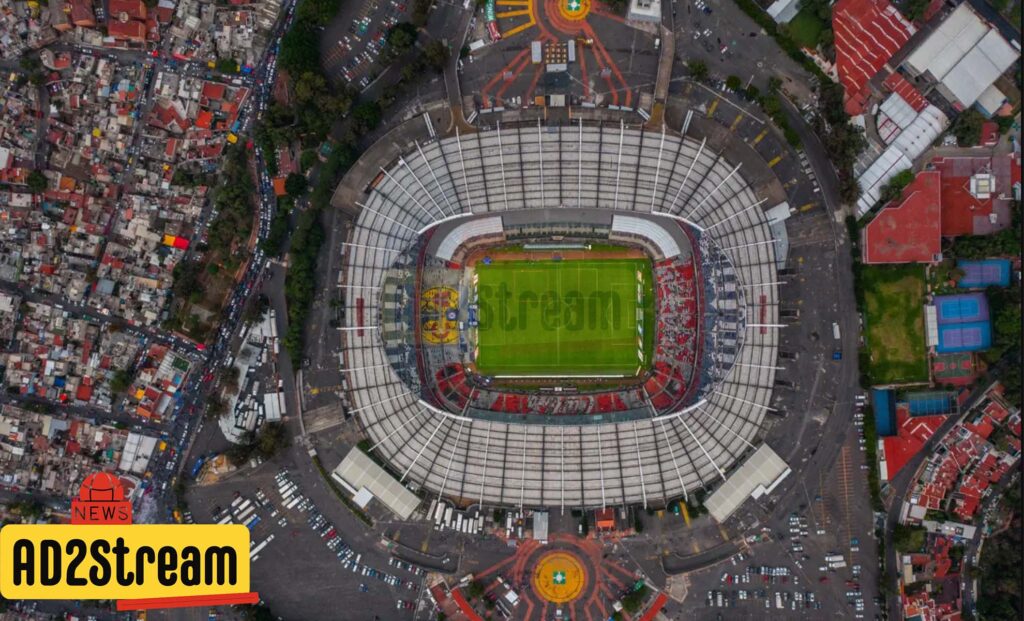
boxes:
[862,170,942,264]
[833,0,915,115]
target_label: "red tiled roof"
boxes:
[272,177,287,197]
[108,0,147,19]
[882,405,947,480]
[201,82,226,101]
[935,154,1022,237]
[833,0,915,115]
[450,589,483,621]
[862,170,941,264]
[195,110,214,130]
[107,19,146,41]
[882,72,927,112]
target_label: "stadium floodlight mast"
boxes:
[397,156,452,218]
[414,141,459,215]
[685,162,743,220]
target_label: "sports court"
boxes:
[473,259,654,376]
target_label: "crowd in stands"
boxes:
[645,258,700,410]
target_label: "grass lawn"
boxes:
[861,264,929,384]
[474,259,654,376]
[788,8,824,49]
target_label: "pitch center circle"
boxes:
[531,550,588,604]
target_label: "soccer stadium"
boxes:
[340,120,780,509]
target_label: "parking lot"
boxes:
[320,0,410,89]
[186,464,426,619]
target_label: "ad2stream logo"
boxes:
[0,472,259,611]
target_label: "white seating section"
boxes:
[434,216,504,261]
[342,120,780,509]
[611,215,681,259]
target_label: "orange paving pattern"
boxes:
[485,0,633,106]
[476,534,638,620]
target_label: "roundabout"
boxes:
[531,550,587,604]
[475,534,639,619]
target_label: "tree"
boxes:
[26,170,47,194]
[688,60,709,82]
[892,523,926,552]
[898,0,930,21]
[352,101,382,134]
[299,149,318,172]
[465,580,485,599]
[109,369,133,394]
[423,40,449,72]
[216,58,239,73]
[386,22,418,55]
[285,172,308,197]
[725,75,742,91]
[206,397,227,420]
[238,603,275,621]
[878,168,915,204]
[951,109,985,147]
[280,27,322,75]
[220,366,240,391]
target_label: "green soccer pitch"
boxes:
[473,259,655,376]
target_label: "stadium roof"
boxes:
[331,448,420,520]
[904,4,1017,107]
[704,444,790,522]
[832,0,915,115]
[862,170,941,264]
[341,121,781,509]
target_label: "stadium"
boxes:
[340,120,780,510]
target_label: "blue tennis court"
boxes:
[935,293,989,324]
[937,321,992,353]
[957,259,1011,289]
[904,391,956,416]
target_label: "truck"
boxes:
[284,495,302,510]
[832,322,841,340]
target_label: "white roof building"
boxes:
[331,448,420,520]
[766,0,801,24]
[903,3,1018,108]
[704,444,790,522]
[856,103,949,216]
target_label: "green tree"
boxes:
[725,75,742,91]
[238,603,275,621]
[352,101,382,134]
[423,40,449,72]
[285,172,308,197]
[688,60,709,82]
[386,22,419,55]
[109,369,133,394]
[26,170,47,194]
[299,149,318,172]
[951,109,985,147]
[216,58,239,73]
[878,168,915,204]
[892,523,926,552]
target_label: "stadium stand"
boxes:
[340,121,780,509]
